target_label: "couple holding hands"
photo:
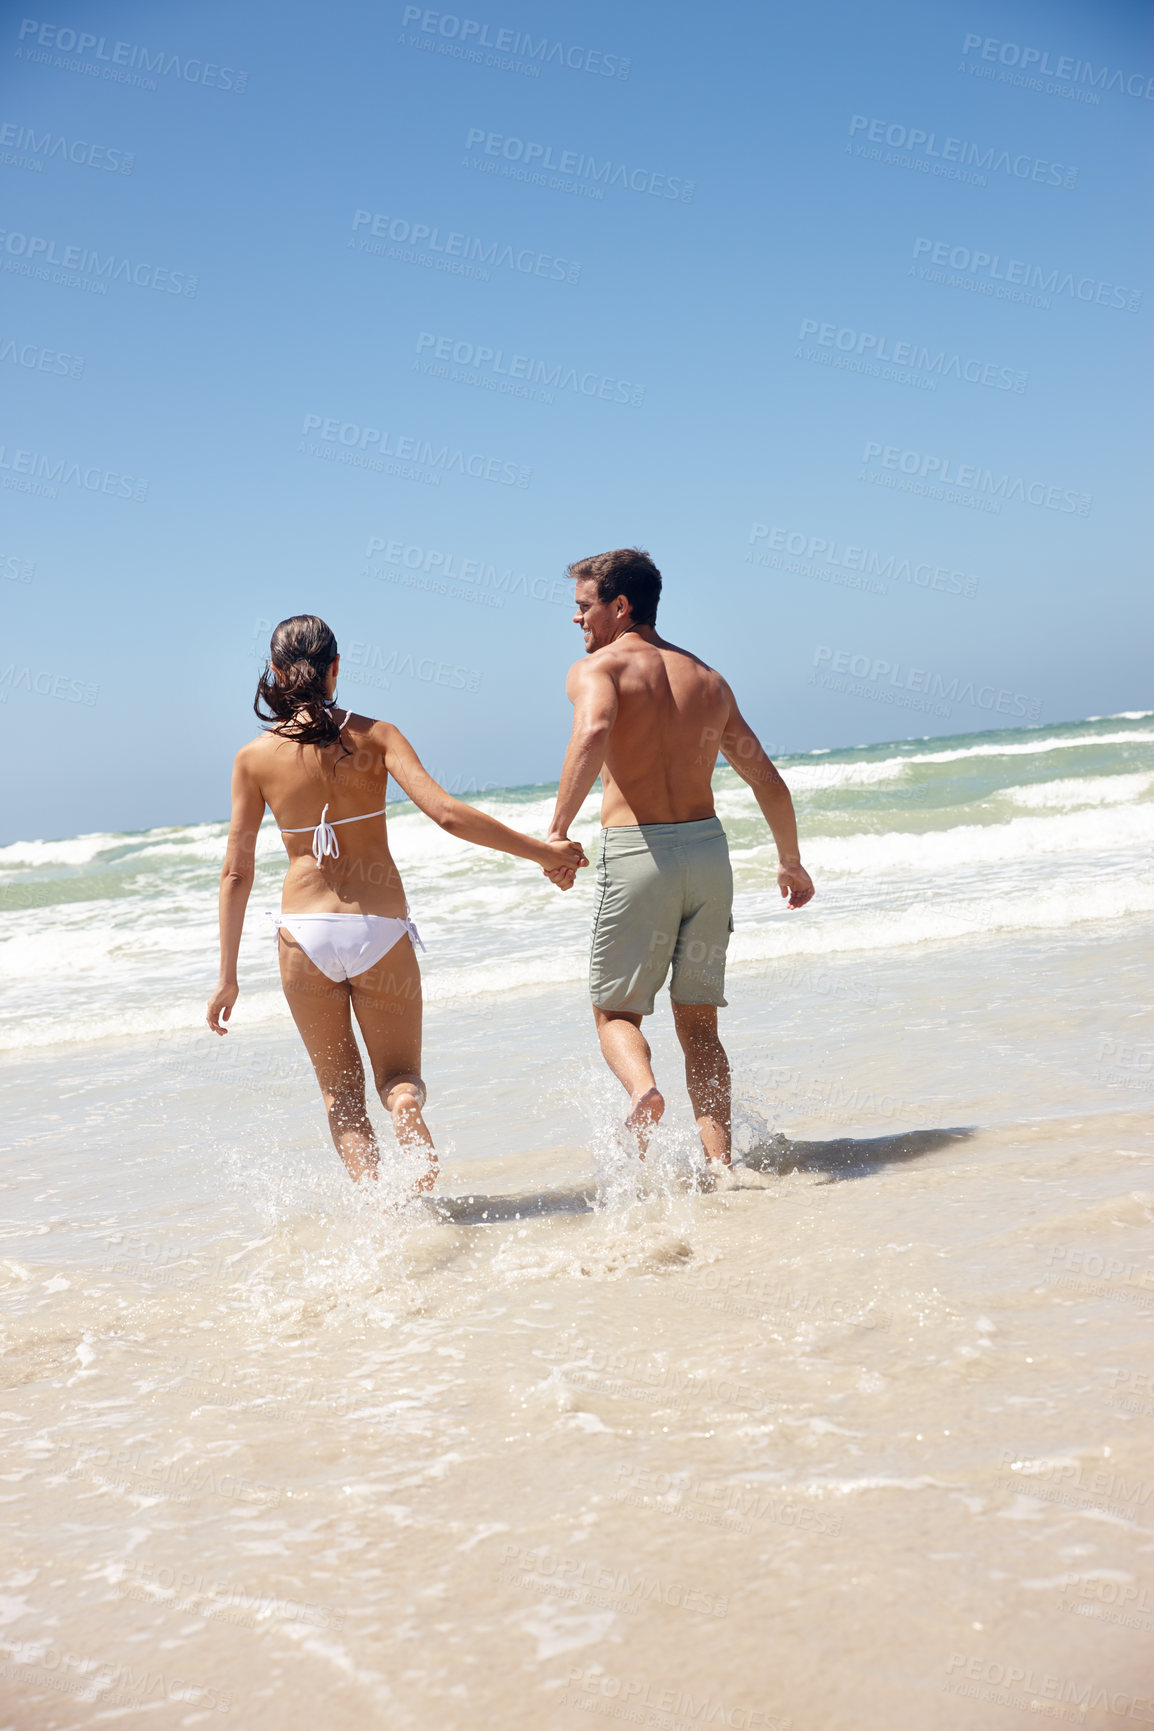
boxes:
[207,547,814,1194]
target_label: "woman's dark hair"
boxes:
[254,615,347,749]
[568,547,662,627]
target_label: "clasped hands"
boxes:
[543,832,588,891]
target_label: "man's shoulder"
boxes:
[655,640,731,689]
[568,648,620,682]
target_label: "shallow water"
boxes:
[2,715,1153,1726]
[2,712,1153,1051]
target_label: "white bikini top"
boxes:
[278,709,388,865]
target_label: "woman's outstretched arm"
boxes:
[382,724,586,880]
[208,751,267,1034]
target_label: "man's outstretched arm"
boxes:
[719,701,815,908]
[547,660,618,856]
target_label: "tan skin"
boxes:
[207,655,586,1192]
[546,578,815,1166]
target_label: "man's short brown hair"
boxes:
[569,547,662,627]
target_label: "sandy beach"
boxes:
[2,716,1153,1727]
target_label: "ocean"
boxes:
[2,712,1152,1728]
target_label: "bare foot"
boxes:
[625,1086,665,1156]
[705,1160,775,1192]
[394,1119,438,1195]
[388,1091,437,1194]
[412,1151,439,1195]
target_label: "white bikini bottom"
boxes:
[270,910,424,983]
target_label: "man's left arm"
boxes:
[720,699,815,909]
[545,660,618,882]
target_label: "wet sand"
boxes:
[2,1071,1151,1728]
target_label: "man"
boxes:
[546,547,814,1172]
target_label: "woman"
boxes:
[207,615,585,1193]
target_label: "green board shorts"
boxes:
[589,816,734,1016]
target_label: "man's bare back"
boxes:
[578,632,730,827]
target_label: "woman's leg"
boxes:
[278,933,379,1183]
[349,937,437,1193]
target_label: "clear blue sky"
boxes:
[2,0,1151,840]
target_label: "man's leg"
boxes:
[671,1002,731,1166]
[592,1007,665,1151]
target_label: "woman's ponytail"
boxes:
[254,615,347,749]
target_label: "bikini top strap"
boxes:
[332,806,389,823]
[279,802,389,838]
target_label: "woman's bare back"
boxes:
[243,712,407,916]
